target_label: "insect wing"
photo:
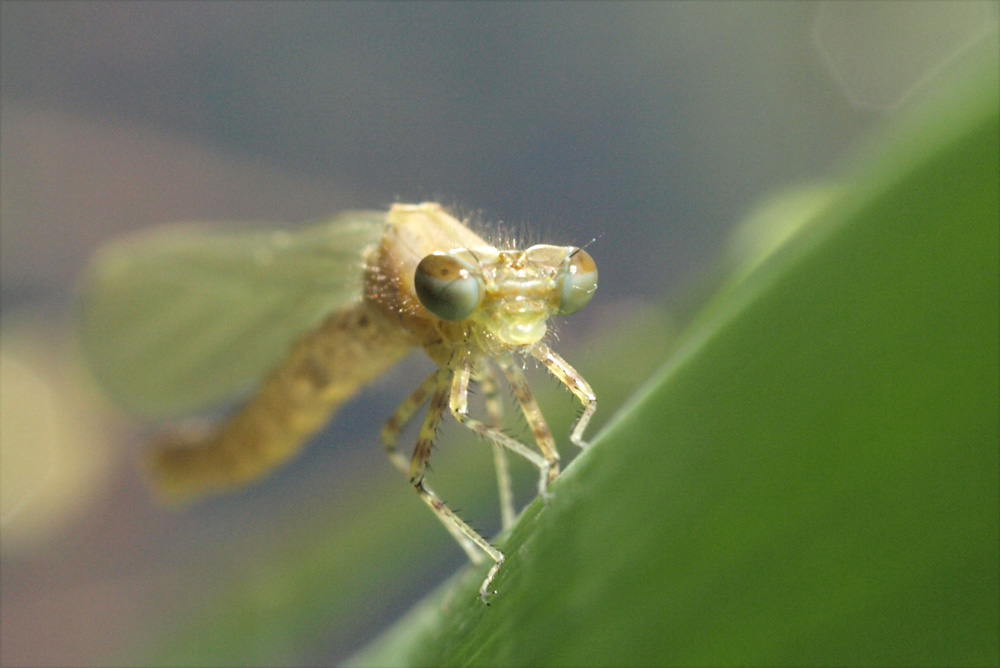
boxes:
[80,211,387,418]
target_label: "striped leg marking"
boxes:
[449,355,551,497]
[408,367,505,601]
[477,366,516,529]
[381,371,438,475]
[530,342,597,449]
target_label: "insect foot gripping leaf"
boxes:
[80,202,597,602]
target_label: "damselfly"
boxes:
[80,202,597,601]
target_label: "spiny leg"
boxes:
[448,355,552,497]
[381,371,439,475]
[496,354,561,486]
[381,369,480,560]
[410,370,504,602]
[530,342,597,449]
[477,366,515,529]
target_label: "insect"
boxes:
[80,202,597,601]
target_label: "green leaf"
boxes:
[127,34,997,667]
[349,36,999,667]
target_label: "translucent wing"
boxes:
[80,211,387,418]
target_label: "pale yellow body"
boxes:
[148,202,597,601]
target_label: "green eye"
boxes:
[556,249,598,316]
[414,253,484,321]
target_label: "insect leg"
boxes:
[496,354,561,486]
[449,356,552,497]
[409,369,504,602]
[530,341,597,449]
[381,370,438,475]
[478,366,515,529]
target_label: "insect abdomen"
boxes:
[150,301,414,500]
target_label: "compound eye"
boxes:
[414,253,484,321]
[556,249,598,316]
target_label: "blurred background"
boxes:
[1,2,995,665]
